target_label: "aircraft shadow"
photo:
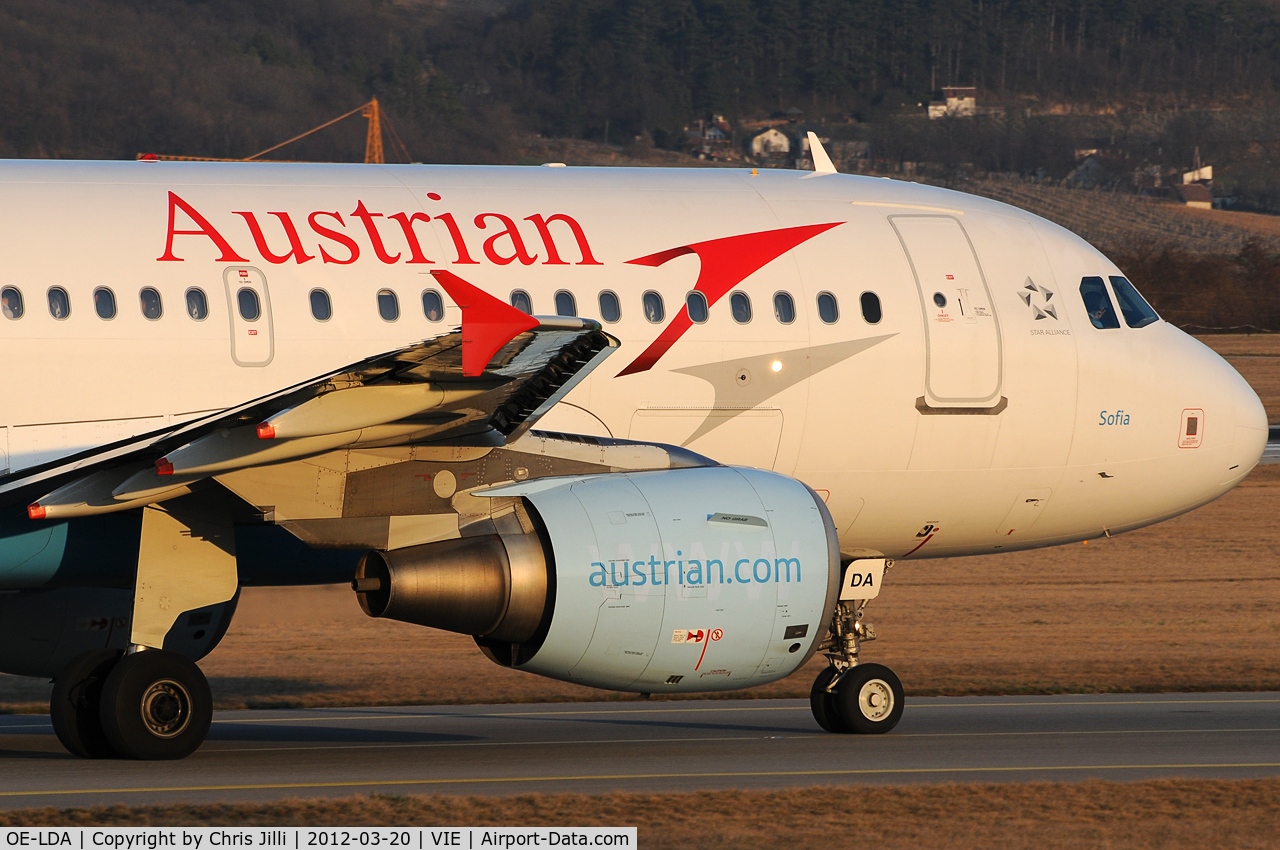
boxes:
[0,740,75,760]
[206,722,479,745]
[496,709,802,737]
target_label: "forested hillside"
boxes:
[3,0,1280,164]
[3,0,1280,325]
[481,0,1280,141]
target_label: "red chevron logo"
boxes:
[432,268,539,376]
[615,221,844,377]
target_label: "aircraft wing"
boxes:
[6,303,617,520]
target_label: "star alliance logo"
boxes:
[1020,277,1057,320]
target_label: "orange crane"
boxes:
[138,98,407,163]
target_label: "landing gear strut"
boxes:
[810,559,904,734]
[51,648,213,760]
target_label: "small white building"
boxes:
[928,87,977,119]
[1177,183,1213,210]
[750,127,791,157]
[1182,165,1213,184]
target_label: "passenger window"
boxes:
[731,291,751,323]
[377,289,400,321]
[47,287,70,320]
[94,287,116,320]
[860,291,882,324]
[598,290,621,323]
[555,290,577,317]
[774,291,796,324]
[1079,277,1120,329]
[1109,276,1159,329]
[310,289,332,321]
[686,291,708,324]
[422,289,443,322]
[510,290,533,314]
[140,287,163,320]
[237,288,261,321]
[1,287,23,319]
[643,291,665,323]
[817,292,839,324]
[186,288,208,320]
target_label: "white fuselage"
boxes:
[0,160,1266,561]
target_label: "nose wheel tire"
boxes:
[809,665,850,733]
[50,649,124,758]
[834,663,905,734]
[98,649,212,760]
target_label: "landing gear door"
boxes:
[222,266,274,367]
[891,216,1003,410]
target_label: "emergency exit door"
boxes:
[891,216,1003,409]
[222,267,274,367]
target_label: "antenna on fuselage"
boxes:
[807,131,836,175]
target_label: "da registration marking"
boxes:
[840,558,886,601]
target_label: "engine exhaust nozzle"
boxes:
[353,527,549,645]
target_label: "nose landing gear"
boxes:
[831,662,904,734]
[811,558,904,734]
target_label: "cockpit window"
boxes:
[1109,276,1159,329]
[1079,277,1120,329]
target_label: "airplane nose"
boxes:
[1227,362,1268,482]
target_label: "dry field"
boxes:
[1,335,1277,713]
[1201,333,1280,424]
[3,780,1280,848]
[962,179,1280,256]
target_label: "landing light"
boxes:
[771,360,784,373]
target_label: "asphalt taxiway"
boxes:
[1,692,1278,808]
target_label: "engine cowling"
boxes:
[354,466,840,693]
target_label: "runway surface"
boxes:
[1,692,1278,808]
[1262,439,1280,463]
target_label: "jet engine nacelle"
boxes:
[354,467,840,693]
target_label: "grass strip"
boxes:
[2,779,1278,849]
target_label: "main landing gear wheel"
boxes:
[809,665,849,733]
[99,649,212,760]
[834,663,904,734]
[50,649,123,758]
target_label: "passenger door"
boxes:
[222,266,274,367]
[891,216,1003,410]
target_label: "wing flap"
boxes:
[11,315,617,517]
